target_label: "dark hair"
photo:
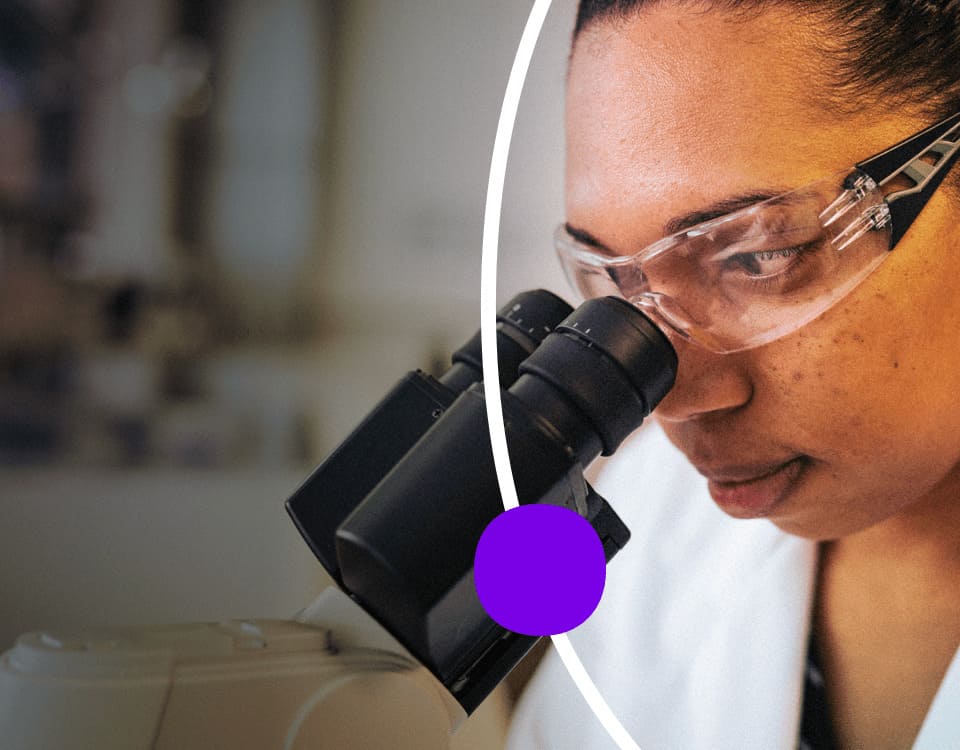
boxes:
[573,1,960,120]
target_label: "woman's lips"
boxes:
[703,457,809,517]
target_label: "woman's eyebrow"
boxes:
[662,191,782,235]
[564,223,614,253]
[566,190,786,254]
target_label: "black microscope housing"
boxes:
[286,290,677,713]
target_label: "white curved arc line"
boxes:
[478,2,643,749]
[479,0,549,514]
[551,634,642,750]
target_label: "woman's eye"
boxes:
[728,246,804,277]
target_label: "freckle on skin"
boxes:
[792,371,803,382]
[893,360,899,368]
[852,333,864,343]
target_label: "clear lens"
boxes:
[555,169,893,353]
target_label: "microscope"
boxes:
[0,291,676,749]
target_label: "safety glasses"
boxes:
[556,111,960,353]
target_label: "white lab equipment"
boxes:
[0,587,464,749]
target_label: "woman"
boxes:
[506,2,960,748]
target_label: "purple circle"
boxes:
[473,504,606,636]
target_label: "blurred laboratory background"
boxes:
[0,0,574,739]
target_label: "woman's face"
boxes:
[566,6,960,539]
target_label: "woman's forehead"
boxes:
[564,6,917,241]
[567,9,837,175]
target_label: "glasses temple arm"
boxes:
[854,113,960,249]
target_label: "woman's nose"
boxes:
[654,335,753,423]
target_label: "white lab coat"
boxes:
[505,424,960,750]
[506,423,816,750]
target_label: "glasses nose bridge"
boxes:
[629,289,728,354]
[608,251,651,298]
